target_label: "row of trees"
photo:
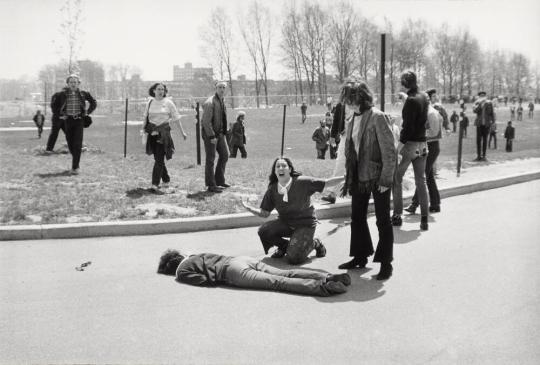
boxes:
[200,0,539,105]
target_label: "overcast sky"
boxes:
[1,0,539,81]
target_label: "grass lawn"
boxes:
[1,103,539,225]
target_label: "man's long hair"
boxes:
[268,156,301,186]
[157,249,185,276]
[340,81,373,113]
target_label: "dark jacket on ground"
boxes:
[145,122,175,160]
[176,253,232,286]
[400,88,428,144]
[201,93,227,139]
[50,88,97,122]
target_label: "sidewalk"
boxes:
[1,157,540,241]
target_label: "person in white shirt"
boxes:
[143,83,187,194]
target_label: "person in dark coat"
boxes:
[504,121,515,152]
[32,110,45,138]
[517,103,523,121]
[312,119,330,159]
[450,110,458,133]
[201,81,230,193]
[48,74,97,174]
[300,101,307,123]
[229,111,247,158]
[157,249,351,296]
[460,111,469,138]
[391,71,430,231]
[472,91,495,161]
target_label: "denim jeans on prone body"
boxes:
[223,256,331,296]
[392,141,429,216]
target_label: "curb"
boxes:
[2,171,540,241]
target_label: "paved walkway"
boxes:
[1,180,539,364]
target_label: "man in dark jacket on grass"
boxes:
[201,81,230,192]
[47,74,96,174]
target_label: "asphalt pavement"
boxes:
[1,180,540,364]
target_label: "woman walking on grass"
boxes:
[143,83,187,194]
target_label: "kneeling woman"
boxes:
[242,157,344,264]
[143,83,187,194]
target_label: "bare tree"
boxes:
[239,1,273,106]
[200,8,236,108]
[281,6,304,103]
[328,2,359,83]
[395,19,429,75]
[55,0,85,74]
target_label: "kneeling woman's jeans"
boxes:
[224,256,332,296]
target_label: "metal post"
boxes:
[457,120,463,176]
[380,33,386,112]
[281,104,287,156]
[195,102,201,165]
[43,82,48,117]
[123,98,128,158]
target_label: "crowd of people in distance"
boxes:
[32,71,531,297]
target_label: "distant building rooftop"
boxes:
[173,63,213,81]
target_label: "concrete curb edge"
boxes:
[2,170,540,241]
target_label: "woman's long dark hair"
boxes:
[268,157,301,185]
[340,81,373,113]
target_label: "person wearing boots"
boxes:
[337,81,397,280]
[391,71,430,231]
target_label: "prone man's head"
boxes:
[157,249,186,275]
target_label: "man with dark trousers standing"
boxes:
[49,74,96,174]
[472,91,495,161]
[201,81,230,193]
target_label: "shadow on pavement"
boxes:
[35,170,73,178]
[393,228,421,244]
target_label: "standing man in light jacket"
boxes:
[201,81,230,193]
[48,74,97,174]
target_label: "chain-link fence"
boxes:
[1,92,417,120]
